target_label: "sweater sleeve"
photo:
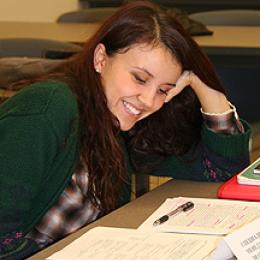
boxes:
[0,81,78,259]
[0,113,59,258]
[150,120,252,181]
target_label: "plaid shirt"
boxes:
[26,103,244,249]
[26,170,100,248]
[201,102,244,134]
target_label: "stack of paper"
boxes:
[47,227,220,260]
[48,197,260,260]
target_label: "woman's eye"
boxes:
[134,75,146,84]
[158,89,168,96]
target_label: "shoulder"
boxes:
[0,80,79,142]
[0,79,78,118]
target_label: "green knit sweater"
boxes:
[0,80,251,259]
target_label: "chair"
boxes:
[57,8,118,23]
[0,57,63,89]
[189,9,260,26]
[0,38,82,58]
[0,56,64,105]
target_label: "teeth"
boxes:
[123,101,141,115]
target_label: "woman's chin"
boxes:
[119,121,135,131]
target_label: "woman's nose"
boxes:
[138,87,157,108]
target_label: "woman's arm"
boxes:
[0,114,58,259]
[151,120,251,181]
[0,81,78,259]
[152,71,252,181]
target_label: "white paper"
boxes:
[224,218,260,260]
[47,227,221,260]
[210,239,235,260]
[138,197,260,235]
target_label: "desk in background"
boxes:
[2,22,260,67]
[1,22,260,53]
[2,22,260,68]
[27,180,222,260]
[0,21,98,44]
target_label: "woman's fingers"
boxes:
[164,70,230,113]
[164,70,193,103]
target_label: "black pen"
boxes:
[153,201,194,226]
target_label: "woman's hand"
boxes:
[165,70,231,114]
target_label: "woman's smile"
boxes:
[122,100,142,116]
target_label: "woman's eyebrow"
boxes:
[132,66,153,77]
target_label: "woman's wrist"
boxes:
[190,73,230,113]
[201,102,245,134]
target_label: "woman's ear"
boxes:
[93,43,107,73]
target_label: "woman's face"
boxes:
[94,43,182,131]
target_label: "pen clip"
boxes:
[182,201,194,211]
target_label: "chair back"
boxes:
[0,57,63,89]
[189,9,260,26]
[0,57,64,104]
[57,8,118,23]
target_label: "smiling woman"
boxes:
[0,1,252,259]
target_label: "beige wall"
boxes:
[0,0,79,22]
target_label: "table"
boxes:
[1,22,260,54]
[0,21,99,44]
[2,22,260,69]
[27,180,222,259]
[195,26,260,54]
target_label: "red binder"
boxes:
[218,174,260,201]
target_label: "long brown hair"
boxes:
[65,0,225,176]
